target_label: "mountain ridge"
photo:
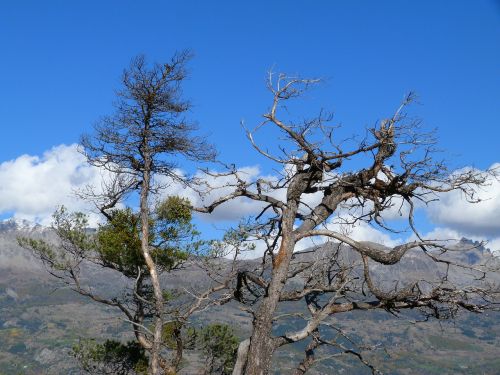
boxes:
[1,225,499,374]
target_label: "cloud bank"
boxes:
[0,144,101,225]
[427,164,500,237]
[0,145,498,253]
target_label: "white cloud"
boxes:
[157,166,268,222]
[0,144,270,226]
[414,227,463,242]
[195,166,266,221]
[0,144,101,225]
[345,222,401,247]
[486,237,500,254]
[1,145,499,257]
[427,163,500,237]
[294,220,401,253]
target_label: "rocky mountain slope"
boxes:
[1,221,499,374]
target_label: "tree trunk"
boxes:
[244,206,297,374]
[140,153,164,375]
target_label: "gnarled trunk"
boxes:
[244,206,298,374]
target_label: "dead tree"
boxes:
[193,73,500,374]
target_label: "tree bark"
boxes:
[244,203,298,374]
[140,151,164,375]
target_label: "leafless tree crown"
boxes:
[193,73,499,375]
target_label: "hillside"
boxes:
[0,221,499,374]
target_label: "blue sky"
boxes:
[0,1,499,249]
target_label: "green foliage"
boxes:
[72,339,148,375]
[52,207,93,251]
[18,206,95,271]
[198,324,239,375]
[17,236,61,268]
[97,196,205,275]
[161,321,196,351]
[18,198,214,373]
[19,197,204,279]
[161,320,183,349]
[97,208,143,277]
[156,196,192,225]
[152,196,205,265]
[162,289,175,302]
[96,198,203,276]
[160,322,238,374]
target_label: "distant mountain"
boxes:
[0,218,44,234]
[0,220,48,273]
[1,226,499,374]
[291,239,499,292]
